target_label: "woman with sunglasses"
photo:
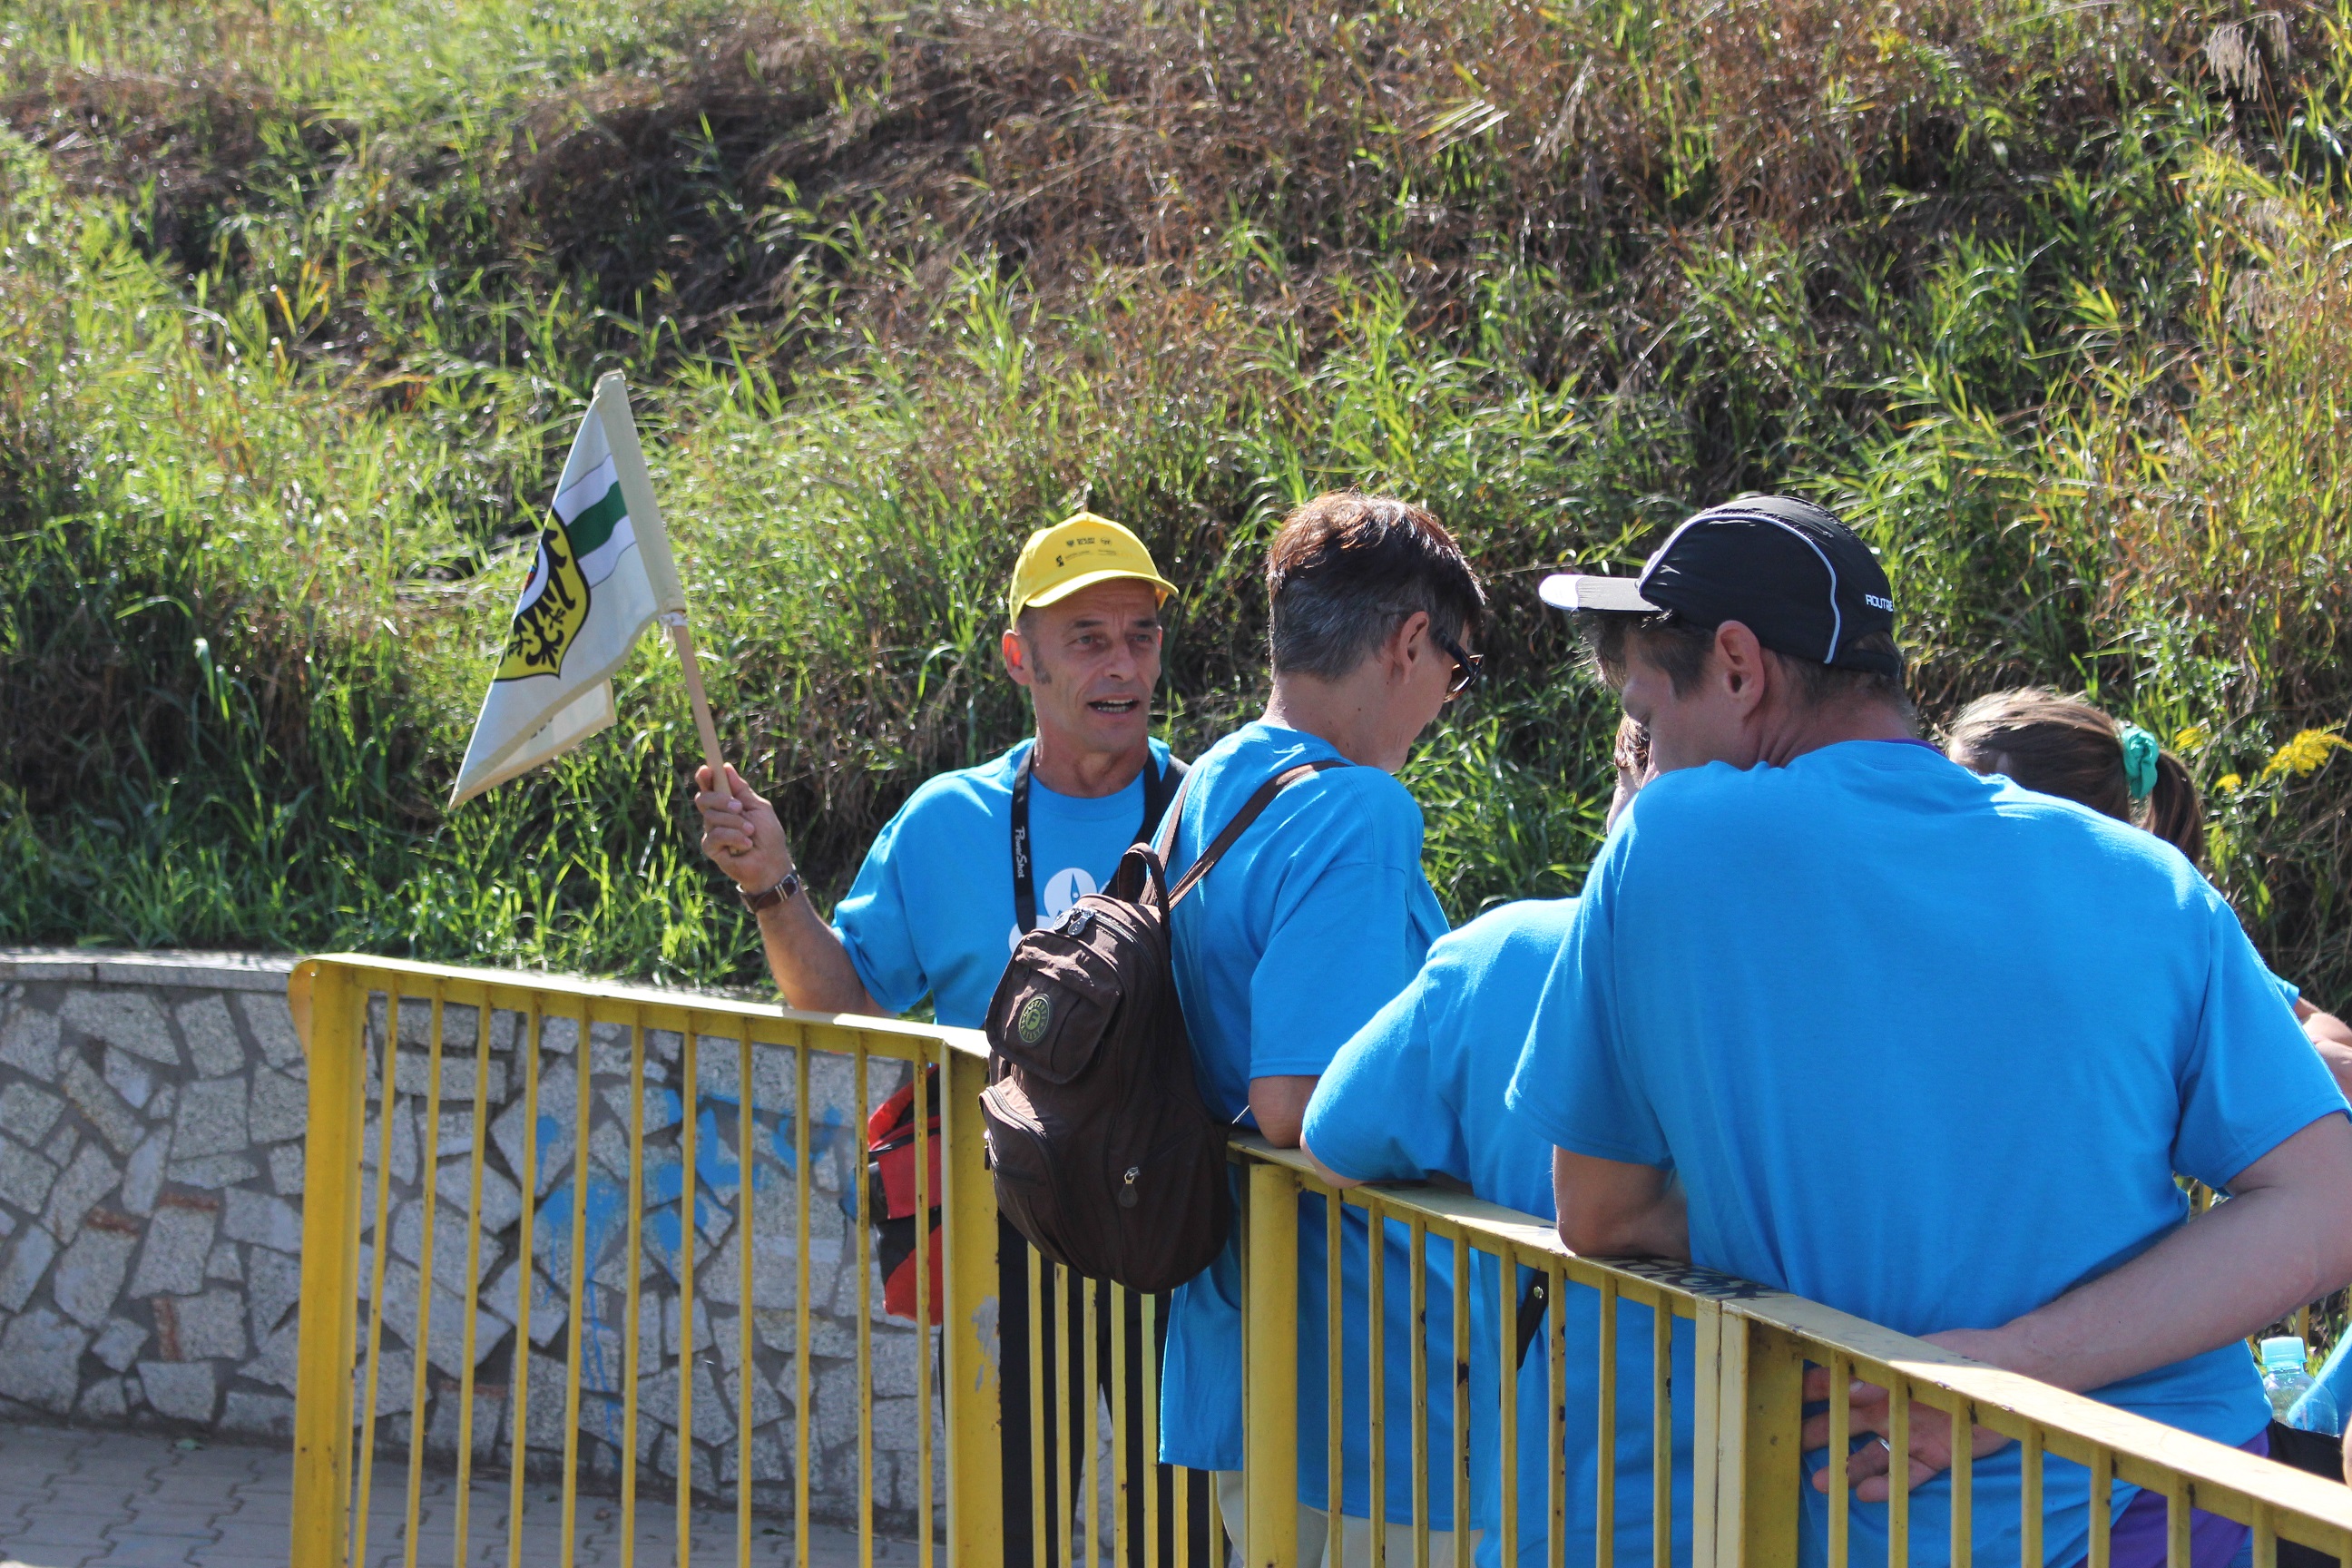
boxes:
[1156,489,1491,1565]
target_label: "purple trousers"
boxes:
[2070,1428,2267,1568]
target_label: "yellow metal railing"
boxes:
[1229,1141,2352,1568]
[288,955,2352,1568]
[288,954,1003,1568]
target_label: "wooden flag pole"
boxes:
[664,614,728,784]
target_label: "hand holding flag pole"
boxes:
[448,371,728,806]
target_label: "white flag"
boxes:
[449,374,687,806]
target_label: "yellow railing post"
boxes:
[289,959,364,1568]
[1694,1298,1805,1567]
[1727,1312,1805,1568]
[1692,1297,1725,1563]
[942,1043,1005,1562]
[1245,1161,1300,1568]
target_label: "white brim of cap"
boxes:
[1537,573,1660,613]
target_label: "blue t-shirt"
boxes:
[1306,899,1698,1567]
[1159,720,1452,1524]
[1506,741,2348,1568]
[2298,1332,2352,1435]
[833,739,1172,1028]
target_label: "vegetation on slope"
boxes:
[1,0,2348,1002]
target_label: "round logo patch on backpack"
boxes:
[1016,994,1052,1045]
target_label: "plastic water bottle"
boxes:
[2259,1337,2342,1435]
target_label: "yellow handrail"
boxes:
[286,955,2352,1568]
[1230,1137,2352,1568]
[287,954,1001,1568]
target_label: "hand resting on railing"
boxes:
[1798,1112,2352,1501]
[1798,1328,2014,1501]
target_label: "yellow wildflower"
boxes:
[2217,773,2242,792]
[2259,728,2350,780]
[2174,725,2210,752]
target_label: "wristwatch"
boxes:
[738,870,804,914]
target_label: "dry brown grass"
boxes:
[0,64,322,270]
[462,0,2318,362]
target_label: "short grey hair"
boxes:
[1266,492,1485,681]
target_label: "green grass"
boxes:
[1,0,2349,1011]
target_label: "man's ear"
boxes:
[1389,609,1432,679]
[1001,628,1035,690]
[1711,621,1769,712]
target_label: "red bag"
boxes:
[866,1064,944,1324]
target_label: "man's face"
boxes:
[1004,579,1165,756]
[1616,631,1752,774]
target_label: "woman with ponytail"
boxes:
[1945,689,2352,1096]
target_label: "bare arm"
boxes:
[2295,998,2352,1101]
[1975,1112,2352,1393]
[1249,1075,1319,1149]
[1553,1148,1689,1261]
[1808,1112,2352,1499]
[747,890,886,1017]
[695,764,883,1017]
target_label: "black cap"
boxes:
[1538,495,1900,675]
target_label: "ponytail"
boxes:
[2141,750,2206,868]
[1945,688,2206,867]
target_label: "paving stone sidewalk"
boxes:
[0,1423,921,1567]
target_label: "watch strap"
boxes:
[739,870,803,914]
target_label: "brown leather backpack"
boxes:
[980,760,1342,1293]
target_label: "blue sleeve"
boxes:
[2310,1328,2352,1420]
[1302,970,1466,1185]
[829,809,930,1015]
[2172,896,2349,1190]
[1250,860,1423,1077]
[1504,855,1670,1168]
[2269,968,2302,1009]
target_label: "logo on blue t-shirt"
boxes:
[1005,864,1101,952]
[1044,866,1096,912]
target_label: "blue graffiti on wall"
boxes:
[528,1089,849,1450]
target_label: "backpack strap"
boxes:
[1514,1271,1549,1369]
[1140,753,1188,844]
[1151,766,1194,864]
[1165,758,1348,908]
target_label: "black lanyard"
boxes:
[1011,746,1186,935]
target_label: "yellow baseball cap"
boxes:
[1005,511,1178,626]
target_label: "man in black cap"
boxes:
[1531,492,1912,769]
[1505,495,2352,1568]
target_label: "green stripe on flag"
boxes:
[563,481,628,557]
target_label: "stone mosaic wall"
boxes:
[0,953,309,1445]
[0,953,945,1535]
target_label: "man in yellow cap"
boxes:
[694,509,1205,1566]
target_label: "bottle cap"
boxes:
[2259,1336,2308,1372]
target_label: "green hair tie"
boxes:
[2119,723,2160,803]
